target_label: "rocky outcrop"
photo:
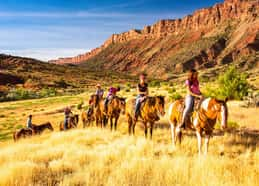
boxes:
[50,0,259,69]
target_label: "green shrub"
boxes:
[77,100,84,110]
[167,87,176,94]
[169,92,183,101]
[39,88,57,97]
[125,88,131,92]
[204,66,249,100]
[149,80,161,87]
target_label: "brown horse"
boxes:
[59,114,79,131]
[81,110,94,128]
[126,96,165,139]
[31,122,54,134]
[168,97,228,155]
[90,94,106,128]
[105,96,126,131]
[13,128,35,141]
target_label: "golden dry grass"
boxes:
[0,127,258,186]
[0,88,258,186]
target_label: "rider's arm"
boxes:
[137,86,148,95]
[187,87,201,98]
[145,87,149,96]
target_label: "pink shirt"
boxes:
[108,87,118,97]
[186,79,201,95]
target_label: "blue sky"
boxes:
[0,0,223,61]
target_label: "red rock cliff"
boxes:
[50,0,258,64]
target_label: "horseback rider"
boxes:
[179,69,203,129]
[134,73,149,122]
[95,84,104,99]
[104,86,121,113]
[64,106,72,130]
[87,84,104,116]
[26,114,33,129]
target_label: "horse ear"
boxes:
[224,97,229,103]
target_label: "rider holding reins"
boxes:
[134,74,149,122]
[179,69,203,129]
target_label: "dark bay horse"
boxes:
[59,114,79,131]
[105,96,126,131]
[168,97,228,155]
[126,96,165,139]
[13,128,35,141]
[31,122,54,134]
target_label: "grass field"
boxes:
[0,87,258,186]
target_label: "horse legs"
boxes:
[114,116,119,131]
[170,123,176,147]
[176,127,182,144]
[204,135,210,155]
[150,122,154,139]
[110,117,113,131]
[196,130,202,155]
[144,123,148,138]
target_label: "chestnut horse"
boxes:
[168,97,228,155]
[126,96,165,139]
[31,122,54,134]
[105,96,126,131]
[90,94,106,128]
[59,114,79,131]
[13,128,35,141]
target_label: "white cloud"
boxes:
[1,48,89,61]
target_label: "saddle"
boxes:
[179,97,203,128]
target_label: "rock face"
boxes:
[50,0,259,77]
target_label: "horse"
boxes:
[168,97,228,155]
[31,122,54,134]
[13,128,35,141]
[126,96,165,139]
[59,114,79,131]
[90,94,106,128]
[105,96,126,131]
[81,110,94,128]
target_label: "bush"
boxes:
[205,66,249,100]
[167,87,176,94]
[77,100,84,110]
[217,66,249,100]
[5,88,38,101]
[149,80,161,87]
[39,88,57,97]
[169,92,183,101]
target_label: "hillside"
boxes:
[0,54,134,101]
[50,0,259,79]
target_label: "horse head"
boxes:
[47,122,54,131]
[118,97,126,114]
[155,96,166,117]
[91,94,99,108]
[215,98,228,130]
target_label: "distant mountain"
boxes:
[50,0,259,79]
[0,54,132,91]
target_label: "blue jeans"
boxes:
[181,95,194,125]
[135,94,145,117]
[64,116,69,130]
